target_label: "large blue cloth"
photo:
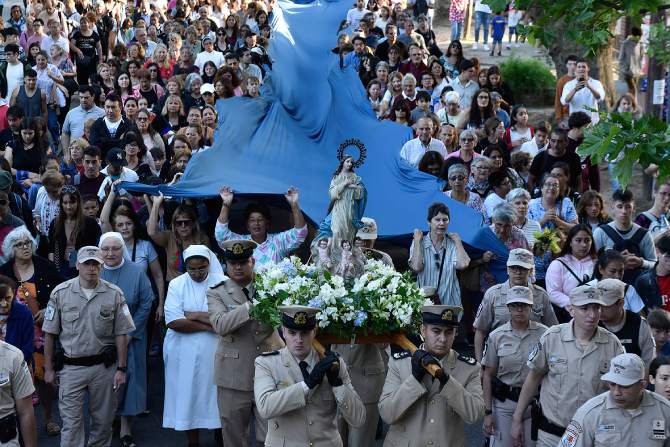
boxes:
[122,0,509,279]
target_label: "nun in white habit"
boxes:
[162,244,226,444]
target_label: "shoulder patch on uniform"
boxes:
[209,280,226,289]
[560,420,582,447]
[260,350,279,356]
[393,351,411,360]
[457,354,477,365]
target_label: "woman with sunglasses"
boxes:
[440,40,464,79]
[0,225,63,436]
[47,186,102,278]
[445,129,482,171]
[443,163,485,216]
[136,108,166,158]
[148,194,210,282]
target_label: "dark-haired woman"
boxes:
[5,118,47,191]
[215,185,308,268]
[47,186,102,278]
[123,131,153,182]
[440,40,464,79]
[486,65,514,109]
[592,249,645,313]
[546,223,596,321]
[457,88,494,131]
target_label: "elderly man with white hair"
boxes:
[98,232,155,447]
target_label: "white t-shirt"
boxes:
[508,10,524,26]
[560,77,605,124]
[346,7,370,29]
[5,62,23,101]
[194,50,225,71]
[399,138,447,167]
[517,138,544,158]
[474,0,492,13]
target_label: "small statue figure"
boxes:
[335,240,364,279]
[311,237,333,271]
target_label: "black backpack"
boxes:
[598,224,648,283]
[598,224,647,257]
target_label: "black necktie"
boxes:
[242,287,251,301]
[299,361,310,381]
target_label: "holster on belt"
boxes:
[491,376,509,402]
[0,413,17,443]
[101,345,117,368]
[530,400,541,441]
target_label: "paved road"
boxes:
[35,353,486,446]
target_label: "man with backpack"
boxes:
[593,189,656,284]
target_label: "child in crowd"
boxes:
[510,151,531,188]
[517,123,549,157]
[490,10,506,56]
[81,194,101,223]
[648,309,670,356]
[150,147,166,174]
[507,7,525,48]
[409,90,432,123]
[650,355,670,398]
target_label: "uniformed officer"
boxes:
[510,285,624,447]
[481,286,548,447]
[254,306,365,447]
[474,248,558,361]
[560,353,670,447]
[597,278,656,371]
[207,239,285,447]
[334,342,386,447]
[379,305,485,447]
[0,340,36,447]
[42,246,136,447]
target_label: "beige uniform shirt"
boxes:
[333,344,386,404]
[527,322,624,428]
[379,348,485,447]
[254,347,365,447]
[42,278,136,357]
[474,281,558,333]
[0,341,35,419]
[562,390,670,447]
[207,279,284,391]
[481,321,548,387]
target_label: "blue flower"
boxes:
[353,311,367,327]
[308,298,324,309]
[305,266,318,278]
[280,260,298,278]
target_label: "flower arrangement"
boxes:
[532,227,562,257]
[251,257,430,338]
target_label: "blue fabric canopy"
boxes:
[122,0,510,279]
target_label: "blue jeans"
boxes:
[450,20,463,41]
[474,11,490,44]
[47,107,60,146]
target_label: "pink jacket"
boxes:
[545,254,595,308]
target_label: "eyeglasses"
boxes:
[449,175,466,181]
[136,117,148,122]
[543,184,560,190]
[14,240,32,249]
[100,246,123,252]
[175,220,193,228]
[460,137,475,142]
[217,32,225,36]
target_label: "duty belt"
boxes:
[538,411,566,437]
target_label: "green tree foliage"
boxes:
[484,0,667,55]
[578,111,670,188]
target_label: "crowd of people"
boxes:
[0,0,664,446]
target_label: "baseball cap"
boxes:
[507,248,534,270]
[601,353,645,386]
[506,286,533,305]
[597,278,626,306]
[201,35,213,44]
[201,83,215,95]
[77,246,104,264]
[356,217,378,240]
[106,148,127,167]
[569,285,605,307]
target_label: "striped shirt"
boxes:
[409,234,462,307]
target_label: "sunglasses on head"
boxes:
[62,185,77,194]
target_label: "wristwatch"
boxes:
[116,366,127,373]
